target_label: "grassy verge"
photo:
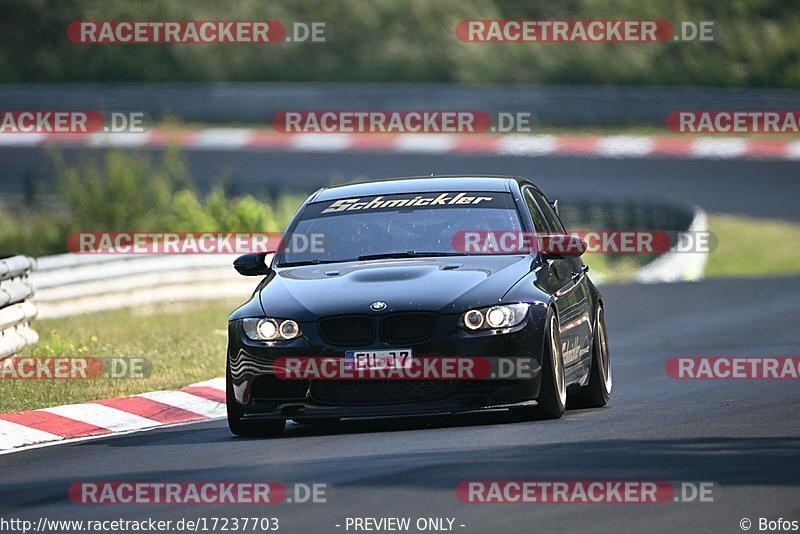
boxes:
[585,214,800,281]
[705,215,800,277]
[582,255,646,283]
[1,300,241,413]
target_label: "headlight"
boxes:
[279,319,300,339]
[486,306,511,328]
[463,309,485,330]
[460,303,529,331]
[243,318,303,341]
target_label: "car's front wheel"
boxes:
[226,363,285,437]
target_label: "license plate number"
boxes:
[345,349,413,371]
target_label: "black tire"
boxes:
[525,309,566,420]
[226,363,285,437]
[569,306,612,409]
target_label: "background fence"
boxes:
[31,253,255,319]
[1,83,799,125]
[0,256,38,359]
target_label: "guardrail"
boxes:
[558,197,708,282]
[31,253,258,319]
[0,256,38,359]
[559,198,696,232]
[2,83,799,125]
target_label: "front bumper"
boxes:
[227,310,548,419]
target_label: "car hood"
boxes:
[259,255,533,319]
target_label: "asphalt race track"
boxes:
[2,146,800,220]
[1,277,799,533]
[1,149,798,533]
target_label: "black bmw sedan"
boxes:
[226,175,611,436]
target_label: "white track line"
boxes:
[290,133,353,152]
[786,141,800,160]
[137,390,225,418]
[0,420,63,450]
[0,418,224,456]
[189,128,253,150]
[496,134,558,156]
[88,132,152,147]
[691,138,748,159]
[0,133,45,146]
[188,377,226,391]
[41,403,160,432]
[393,134,455,153]
[597,135,655,157]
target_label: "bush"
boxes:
[0,212,71,258]
[1,0,799,88]
[168,187,281,232]
[0,148,306,257]
[52,147,190,232]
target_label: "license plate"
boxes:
[345,349,413,371]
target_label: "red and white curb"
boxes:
[0,377,225,454]
[0,129,798,160]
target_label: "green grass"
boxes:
[582,254,647,283]
[1,300,241,413]
[585,215,800,281]
[705,214,800,277]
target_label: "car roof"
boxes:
[311,175,537,202]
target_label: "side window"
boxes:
[527,186,585,268]
[528,188,566,233]
[523,188,551,232]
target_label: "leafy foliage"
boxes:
[0,148,305,256]
[0,0,797,87]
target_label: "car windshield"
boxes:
[276,191,524,266]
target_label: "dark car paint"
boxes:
[251,256,538,320]
[228,302,549,417]
[227,175,602,417]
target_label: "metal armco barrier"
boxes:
[559,198,696,233]
[0,255,38,359]
[1,83,798,125]
[559,198,708,283]
[31,253,259,319]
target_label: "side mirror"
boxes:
[234,252,272,276]
[540,233,586,259]
[549,199,559,216]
